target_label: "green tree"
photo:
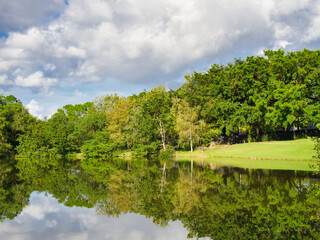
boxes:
[106,95,132,149]
[0,95,35,156]
[143,85,174,151]
[172,98,204,152]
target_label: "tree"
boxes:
[68,110,107,151]
[143,85,174,151]
[81,131,115,158]
[106,96,132,149]
[314,124,320,174]
[127,86,174,154]
[0,95,35,156]
[172,98,204,152]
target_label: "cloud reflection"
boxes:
[0,192,195,240]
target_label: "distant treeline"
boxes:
[1,49,320,158]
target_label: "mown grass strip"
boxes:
[175,139,318,171]
[177,139,317,160]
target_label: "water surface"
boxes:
[0,157,319,239]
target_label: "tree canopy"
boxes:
[1,49,320,157]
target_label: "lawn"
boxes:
[178,139,316,160]
[175,139,318,171]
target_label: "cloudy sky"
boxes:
[1,0,320,118]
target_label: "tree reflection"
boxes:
[0,157,32,220]
[0,157,319,238]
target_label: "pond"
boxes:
[0,157,319,239]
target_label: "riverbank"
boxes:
[177,139,317,160]
[176,139,318,171]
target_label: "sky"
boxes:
[0,192,198,240]
[1,0,320,118]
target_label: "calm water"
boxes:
[0,157,319,239]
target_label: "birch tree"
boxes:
[172,98,203,152]
[143,85,173,151]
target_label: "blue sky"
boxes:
[1,0,320,118]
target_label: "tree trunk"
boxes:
[190,129,193,152]
[191,160,193,182]
[158,118,166,151]
[160,162,166,194]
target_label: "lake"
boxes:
[0,157,319,239]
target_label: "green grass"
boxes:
[176,139,318,171]
[179,139,316,160]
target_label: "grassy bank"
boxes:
[176,139,318,171]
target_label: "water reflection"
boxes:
[0,157,319,239]
[1,192,192,240]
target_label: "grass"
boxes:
[176,139,318,171]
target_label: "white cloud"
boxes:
[0,0,320,117]
[0,74,8,84]
[69,62,99,81]
[0,47,28,59]
[45,219,58,228]
[64,0,113,25]
[44,63,56,71]
[15,71,58,92]
[55,45,87,59]
[6,28,47,51]
[271,0,311,15]
[74,89,87,97]
[21,193,59,220]
[26,99,44,119]
[47,105,59,118]
[0,73,14,85]
[303,1,320,42]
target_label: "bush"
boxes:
[81,131,115,158]
[158,145,175,160]
[132,142,159,158]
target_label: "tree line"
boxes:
[1,49,320,158]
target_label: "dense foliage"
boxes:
[0,95,35,157]
[1,49,320,157]
[178,49,320,141]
